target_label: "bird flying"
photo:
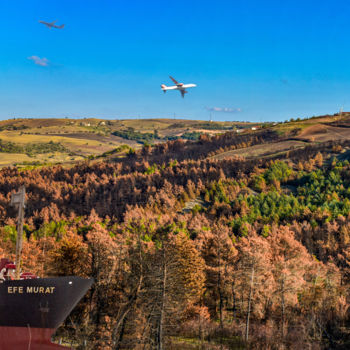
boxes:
[39,20,65,29]
[161,76,196,98]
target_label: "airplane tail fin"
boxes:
[58,24,65,29]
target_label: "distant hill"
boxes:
[0,113,349,168]
[0,117,258,167]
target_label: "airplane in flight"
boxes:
[39,20,65,29]
[161,76,196,98]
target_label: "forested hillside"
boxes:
[1,117,350,349]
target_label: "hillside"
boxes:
[210,112,350,160]
[0,117,258,167]
[1,113,350,168]
[1,113,350,349]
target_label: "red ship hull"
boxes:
[0,326,69,349]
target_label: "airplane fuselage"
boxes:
[161,84,196,91]
[39,21,64,29]
[161,76,196,97]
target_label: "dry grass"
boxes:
[0,153,32,166]
[211,140,307,160]
[0,152,84,167]
[296,124,350,142]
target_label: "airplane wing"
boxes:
[180,90,187,98]
[169,76,179,85]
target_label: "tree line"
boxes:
[0,132,349,348]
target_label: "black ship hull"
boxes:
[0,276,93,349]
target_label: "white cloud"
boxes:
[28,56,49,67]
[205,107,242,113]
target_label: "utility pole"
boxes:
[10,186,26,280]
[245,265,255,342]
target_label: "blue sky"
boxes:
[0,0,350,121]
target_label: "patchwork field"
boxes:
[1,113,350,167]
[0,117,257,167]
